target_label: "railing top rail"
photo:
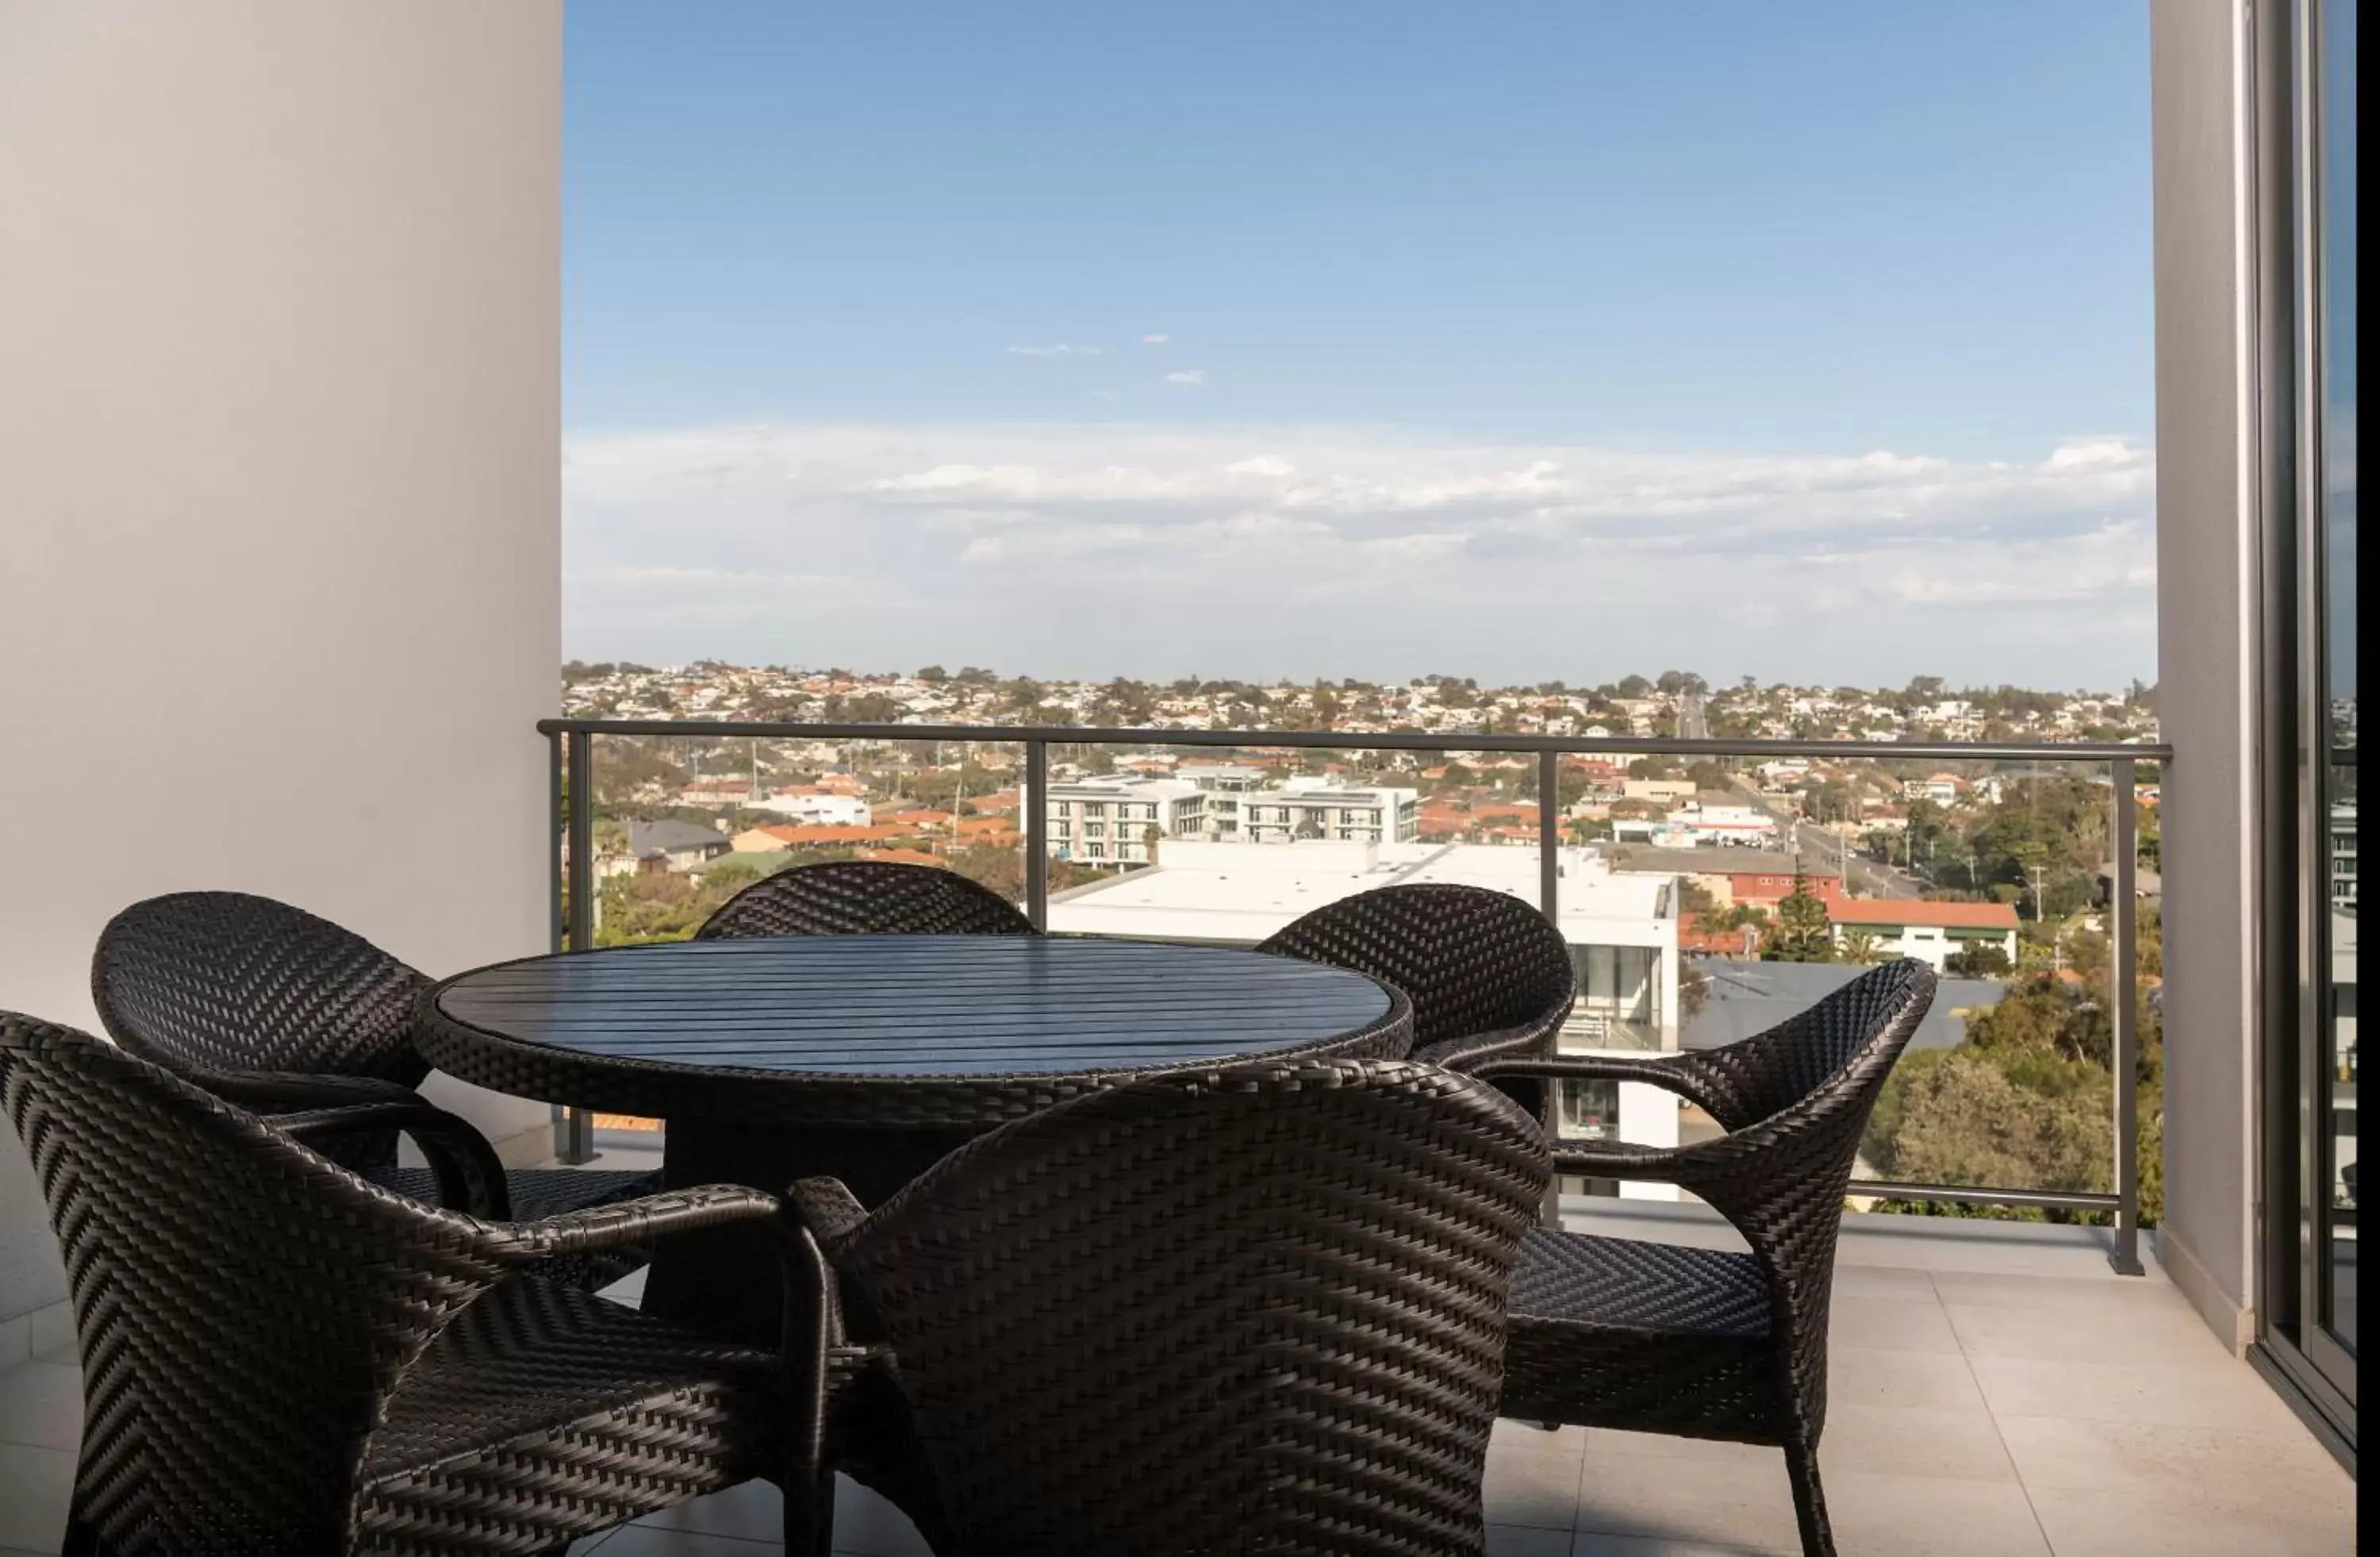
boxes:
[537,716,2171,763]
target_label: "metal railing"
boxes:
[541,716,2169,1274]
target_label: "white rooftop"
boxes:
[1047,840,1675,947]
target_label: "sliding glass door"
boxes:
[2263,0,2357,1448]
[2304,0,2358,1390]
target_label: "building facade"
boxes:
[1043,775,1415,862]
[1046,776,1208,866]
[1825,899,2020,971]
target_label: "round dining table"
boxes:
[417,934,1413,1341]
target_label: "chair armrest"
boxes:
[185,1067,422,1114]
[1545,1138,1695,1180]
[1412,1013,1564,1070]
[272,1099,512,1219]
[1468,1051,1727,1112]
[484,1181,844,1483]
[485,1183,787,1263]
[787,1176,870,1253]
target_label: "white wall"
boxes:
[2148,0,2260,1352]
[0,1,563,1321]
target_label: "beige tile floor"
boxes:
[0,1201,2353,1556]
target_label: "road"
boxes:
[1676,690,1922,898]
[1723,776,1926,900]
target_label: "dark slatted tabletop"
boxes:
[436,935,1397,1075]
[418,934,1414,1129]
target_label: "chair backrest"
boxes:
[1672,957,1936,1136]
[1256,883,1575,1062]
[0,1014,508,1553]
[1661,959,1936,1443]
[816,1058,1550,1557]
[90,890,431,1085]
[696,859,1035,940]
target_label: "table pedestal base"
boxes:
[645,1115,975,1344]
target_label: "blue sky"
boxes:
[564,1,2159,688]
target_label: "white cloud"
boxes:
[1005,344,1106,358]
[1142,333,1172,345]
[1162,369,1208,387]
[563,421,2158,685]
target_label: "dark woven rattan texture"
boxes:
[93,890,434,1090]
[0,1015,804,1556]
[794,1057,1552,1557]
[1474,959,1936,1557]
[697,860,1035,940]
[90,890,658,1286]
[1256,883,1576,1068]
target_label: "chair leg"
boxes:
[61,1516,112,1557]
[1783,1438,1836,1557]
[783,1467,837,1557]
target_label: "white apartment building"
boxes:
[1612,794,1779,849]
[1234,782,1419,844]
[1664,797,1779,845]
[1173,763,1268,840]
[1044,772,1417,857]
[1046,839,1683,1199]
[1173,761,1268,790]
[1045,775,1207,867]
[749,792,872,826]
[2333,800,2358,910]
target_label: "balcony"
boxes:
[0,1190,2351,1555]
[0,2,2352,1549]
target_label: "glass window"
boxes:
[2317,0,2358,1364]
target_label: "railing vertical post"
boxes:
[1535,747,1565,1228]
[547,731,570,1161]
[566,730,595,952]
[1025,739,1050,930]
[1537,748,1560,923]
[2109,756,2143,1275]
[555,730,597,1164]
[547,730,565,955]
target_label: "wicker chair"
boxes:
[697,859,1036,940]
[1255,882,1576,1067]
[790,1057,1552,1556]
[0,1013,843,1557]
[1462,959,1937,1557]
[90,890,658,1287]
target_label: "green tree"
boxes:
[1867,1049,2112,1198]
[1944,944,2013,977]
[1760,875,1835,962]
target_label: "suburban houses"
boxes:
[1824,898,2022,971]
